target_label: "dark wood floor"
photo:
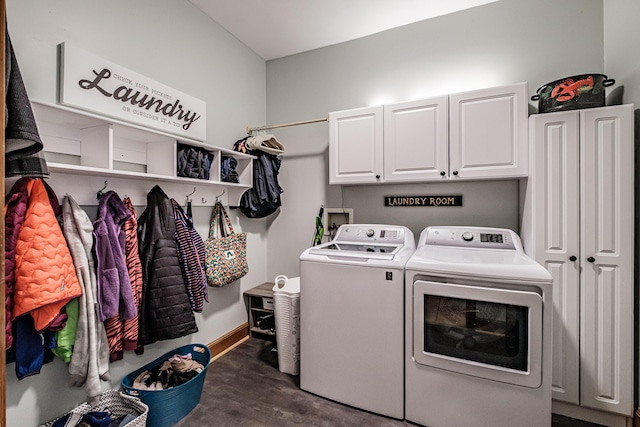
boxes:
[175,338,603,427]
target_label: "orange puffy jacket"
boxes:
[13,179,82,331]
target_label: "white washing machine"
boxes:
[405,226,552,427]
[300,224,415,419]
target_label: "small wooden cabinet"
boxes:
[329,83,528,185]
[244,282,276,340]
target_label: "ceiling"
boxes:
[188,0,499,61]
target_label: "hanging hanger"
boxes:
[245,132,285,155]
[96,180,108,200]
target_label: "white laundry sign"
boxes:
[58,42,206,141]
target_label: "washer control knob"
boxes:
[366,228,375,237]
[461,232,474,242]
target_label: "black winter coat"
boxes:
[137,185,197,345]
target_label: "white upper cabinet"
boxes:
[329,105,383,184]
[383,95,448,182]
[449,82,528,180]
[329,83,528,185]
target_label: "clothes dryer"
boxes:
[300,224,415,419]
[405,226,552,427]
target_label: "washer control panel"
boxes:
[421,226,519,250]
[334,225,406,244]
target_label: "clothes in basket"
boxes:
[121,344,211,427]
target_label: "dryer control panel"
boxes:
[420,226,520,251]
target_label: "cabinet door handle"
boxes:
[452,170,459,176]
[375,174,381,180]
[440,171,446,176]
[587,256,596,263]
[569,255,577,262]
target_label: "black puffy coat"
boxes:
[137,185,197,345]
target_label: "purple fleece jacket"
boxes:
[93,191,137,322]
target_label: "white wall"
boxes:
[5,1,268,425]
[264,0,605,279]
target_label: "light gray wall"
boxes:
[265,0,605,279]
[5,1,268,425]
[603,0,640,409]
[604,0,640,108]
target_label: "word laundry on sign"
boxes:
[79,68,201,130]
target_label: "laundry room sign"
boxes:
[57,42,206,141]
[384,195,463,207]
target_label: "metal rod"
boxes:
[246,116,328,134]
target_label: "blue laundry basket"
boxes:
[121,343,211,427]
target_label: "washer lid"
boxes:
[406,245,552,284]
[302,224,416,263]
[307,241,400,261]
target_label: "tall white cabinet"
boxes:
[522,104,634,425]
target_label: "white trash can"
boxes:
[272,275,300,375]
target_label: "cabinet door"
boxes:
[383,95,448,182]
[329,105,383,184]
[579,105,634,416]
[529,112,581,405]
[449,83,528,179]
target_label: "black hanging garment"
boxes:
[239,151,283,218]
[4,28,49,177]
[137,185,198,346]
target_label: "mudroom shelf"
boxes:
[30,100,254,206]
[244,282,276,340]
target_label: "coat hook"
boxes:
[215,189,226,202]
[186,187,196,202]
[96,180,108,200]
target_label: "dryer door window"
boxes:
[413,280,543,388]
[422,295,528,371]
